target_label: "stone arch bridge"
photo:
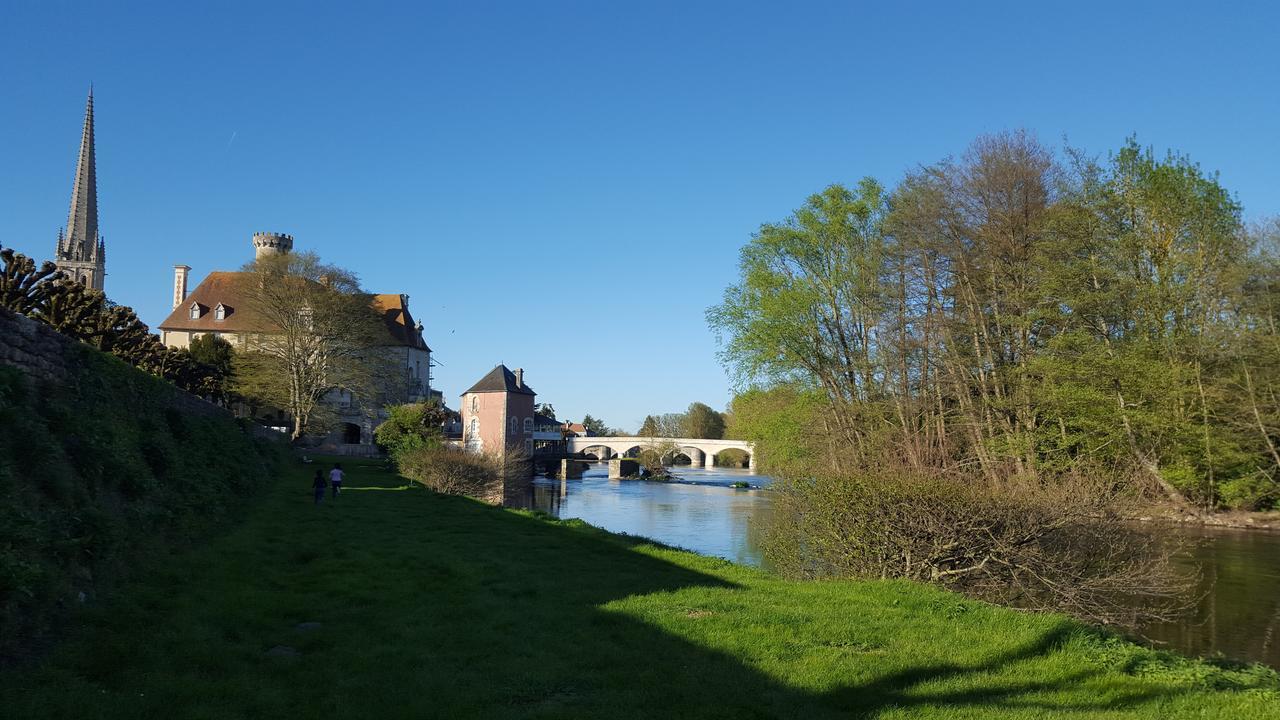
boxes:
[565,436,755,471]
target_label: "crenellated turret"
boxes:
[252,231,294,260]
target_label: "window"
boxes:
[466,418,481,452]
[525,439,533,453]
[523,417,533,434]
[188,302,201,320]
[510,417,518,435]
[214,303,227,321]
[471,395,478,413]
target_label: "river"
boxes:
[520,462,1280,668]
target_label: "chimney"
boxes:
[515,368,524,388]
[173,265,191,309]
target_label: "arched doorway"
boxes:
[341,422,362,444]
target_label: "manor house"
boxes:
[158,232,433,449]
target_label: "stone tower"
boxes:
[252,231,294,260]
[54,88,106,291]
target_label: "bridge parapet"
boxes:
[565,436,756,471]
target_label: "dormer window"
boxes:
[188,302,203,320]
[214,303,229,321]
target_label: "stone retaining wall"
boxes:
[0,305,230,420]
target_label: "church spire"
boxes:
[54,88,106,290]
[65,87,98,258]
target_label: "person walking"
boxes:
[329,462,345,499]
[311,469,326,505]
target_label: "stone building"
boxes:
[158,232,433,448]
[53,89,107,291]
[460,364,536,457]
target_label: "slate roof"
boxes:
[462,364,536,396]
[158,271,429,350]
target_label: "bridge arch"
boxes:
[662,445,706,466]
[578,444,616,460]
[564,436,756,472]
[713,447,751,469]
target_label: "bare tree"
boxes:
[233,252,395,441]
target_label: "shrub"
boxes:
[762,467,1195,628]
[399,445,499,499]
[398,446,529,503]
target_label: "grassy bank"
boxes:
[0,350,284,664]
[3,459,1277,719]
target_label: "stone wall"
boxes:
[0,305,230,420]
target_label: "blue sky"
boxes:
[2,1,1278,431]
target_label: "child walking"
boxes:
[312,469,326,505]
[329,462,345,499]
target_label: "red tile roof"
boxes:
[159,271,429,350]
[157,272,254,333]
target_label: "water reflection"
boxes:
[1140,526,1280,668]
[521,463,771,566]
[518,463,1280,668]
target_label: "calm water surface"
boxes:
[523,463,1280,668]
[526,464,771,565]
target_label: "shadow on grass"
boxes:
[821,626,1181,716]
[1,459,1216,719]
[301,466,1198,718]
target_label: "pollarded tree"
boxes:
[0,247,61,315]
[43,279,102,335]
[233,251,396,441]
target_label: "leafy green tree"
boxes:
[681,402,726,439]
[189,333,233,371]
[581,414,610,436]
[188,333,234,399]
[708,178,888,454]
[375,402,447,463]
[706,133,1241,620]
[638,415,659,437]
[535,403,556,419]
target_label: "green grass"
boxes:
[3,458,1278,719]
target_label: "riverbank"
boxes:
[4,459,1278,719]
[1135,505,1280,532]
